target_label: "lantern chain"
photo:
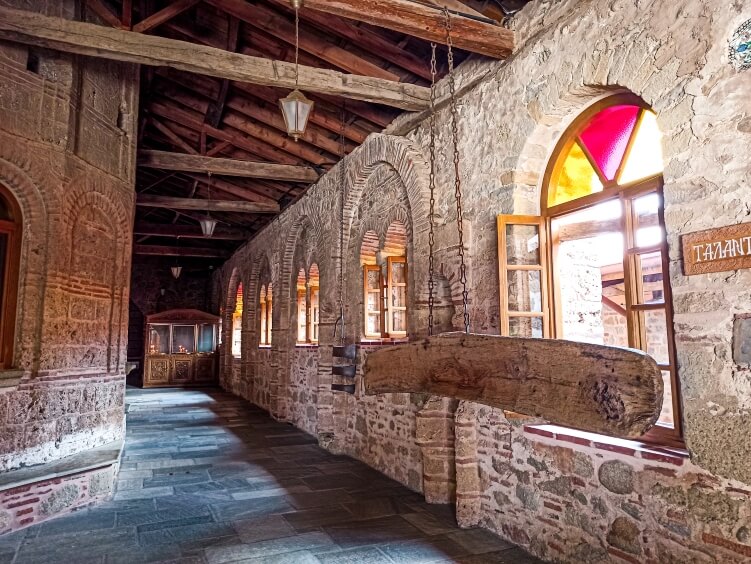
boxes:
[294,7,300,88]
[444,7,470,334]
[337,103,346,344]
[427,43,437,336]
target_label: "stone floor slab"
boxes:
[0,388,544,564]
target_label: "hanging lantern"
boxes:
[279,0,313,140]
[171,266,182,279]
[279,89,314,141]
[199,217,218,237]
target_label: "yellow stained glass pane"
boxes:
[548,142,603,207]
[618,111,663,185]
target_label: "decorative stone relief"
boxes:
[730,19,751,70]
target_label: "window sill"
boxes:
[295,343,319,349]
[524,424,688,466]
[258,345,271,349]
[360,338,409,346]
[0,369,23,388]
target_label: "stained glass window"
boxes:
[548,104,663,208]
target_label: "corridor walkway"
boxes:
[0,388,543,563]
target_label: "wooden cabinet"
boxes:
[143,309,219,388]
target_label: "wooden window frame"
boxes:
[497,215,551,339]
[385,256,407,338]
[363,264,383,339]
[296,287,307,344]
[309,283,319,344]
[501,95,683,447]
[0,184,20,370]
[259,284,272,347]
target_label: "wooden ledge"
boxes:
[0,440,123,493]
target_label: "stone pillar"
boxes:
[455,400,482,527]
[416,396,459,503]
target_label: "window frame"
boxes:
[385,256,407,338]
[309,282,319,344]
[259,284,273,347]
[0,184,20,370]
[501,95,683,447]
[363,264,383,339]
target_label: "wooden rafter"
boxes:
[297,0,514,59]
[134,222,250,240]
[0,6,430,110]
[133,244,231,258]
[133,0,201,33]
[207,0,400,81]
[136,194,281,214]
[149,117,199,154]
[267,0,433,80]
[205,16,240,128]
[85,0,125,29]
[138,150,319,182]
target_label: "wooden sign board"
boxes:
[681,222,751,275]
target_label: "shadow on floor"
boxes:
[0,387,544,564]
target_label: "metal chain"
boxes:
[444,7,470,334]
[427,43,437,336]
[337,103,347,344]
[294,7,300,87]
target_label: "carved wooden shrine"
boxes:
[143,309,220,388]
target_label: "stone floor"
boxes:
[0,387,544,563]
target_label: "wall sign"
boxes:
[730,19,751,71]
[682,222,751,275]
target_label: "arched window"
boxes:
[0,185,21,369]
[498,95,681,444]
[361,223,408,340]
[296,264,320,345]
[259,284,273,346]
[232,283,243,357]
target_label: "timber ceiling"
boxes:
[86,0,524,268]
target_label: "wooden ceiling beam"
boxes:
[134,222,250,240]
[149,117,199,154]
[207,0,399,81]
[205,15,240,128]
[268,0,433,81]
[184,173,289,205]
[148,99,305,166]
[137,194,280,214]
[134,244,231,258]
[298,0,514,59]
[0,6,430,110]
[153,74,347,160]
[122,0,133,28]
[138,150,319,182]
[85,0,126,29]
[133,0,201,33]
[235,84,371,144]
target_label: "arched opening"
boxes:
[259,284,273,346]
[232,283,243,358]
[0,184,21,369]
[534,94,679,443]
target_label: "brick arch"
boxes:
[343,134,430,248]
[0,156,50,372]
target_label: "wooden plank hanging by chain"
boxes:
[362,333,663,439]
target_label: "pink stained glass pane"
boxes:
[579,105,640,181]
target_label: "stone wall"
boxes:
[0,0,136,474]
[213,0,751,561]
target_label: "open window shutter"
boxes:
[363,264,382,338]
[386,256,407,338]
[497,215,550,338]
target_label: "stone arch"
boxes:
[0,156,50,373]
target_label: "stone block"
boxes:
[597,460,634,495]
[733,315,751,364]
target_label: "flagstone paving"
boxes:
[0,387,545,563]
